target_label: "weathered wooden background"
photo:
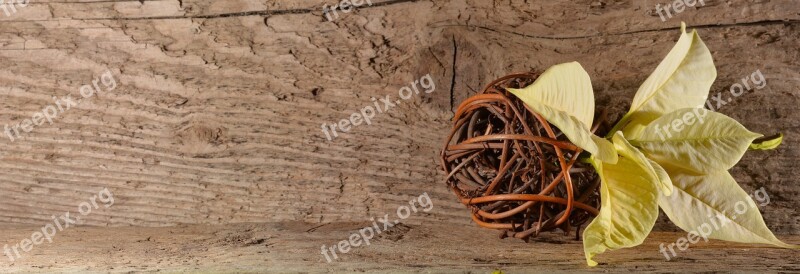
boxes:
[0,0,798,271]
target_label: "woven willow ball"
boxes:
[439,73,602,241]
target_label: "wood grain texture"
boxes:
[0,222,799,272]
[0,0,798,261]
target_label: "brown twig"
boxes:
[440,72,603,241]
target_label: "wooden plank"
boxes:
[0,222,798,272]
[0,0,797,243]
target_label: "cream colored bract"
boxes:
[505,22,795,267]
[507,62,617,163]
[583,153,659,267]
[614,22,717,139]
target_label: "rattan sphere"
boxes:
[439,72,603,241]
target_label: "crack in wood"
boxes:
[76,0,421,21]
[449,35,457,113]
[434,19,800,40]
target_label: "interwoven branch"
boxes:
[439,72,604,241]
